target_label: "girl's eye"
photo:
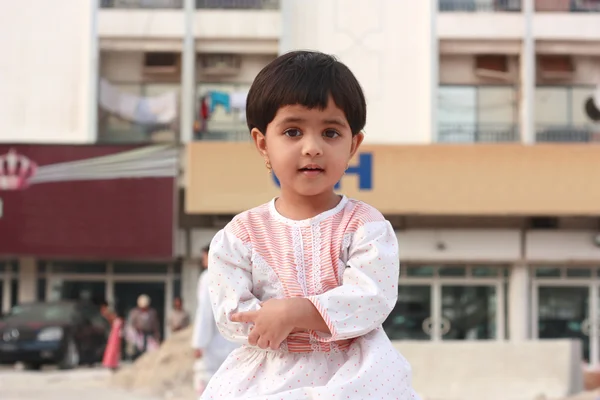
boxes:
[323,130,340,139]
[284,129,302,138]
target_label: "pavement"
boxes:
[0,366,161,400]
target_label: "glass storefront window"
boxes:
[406,265,435,277]
[389,264,507,341]
[439,266,467,277]
[566,268,593,278]
[441,285,497,340]
[535,267,562,278]
[0,260,15,273]
[51,261,107,274]
[385,285,432,340]
[113,262,168,275]
[173,278,181,299]
[472,266,499,277]
[537,286,589,361]
[10,280,18,307]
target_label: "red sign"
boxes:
[0,144,177,259]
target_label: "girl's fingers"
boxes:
[257,337,270,350]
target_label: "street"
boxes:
[0,366,161,400]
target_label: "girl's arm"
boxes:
[298,219,399,341]
[207,225,261,344]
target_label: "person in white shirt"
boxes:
[191,244,239,396]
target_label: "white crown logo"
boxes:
[0,149,37,190]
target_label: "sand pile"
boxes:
[110,329,600,400]
[111,327,196,400]
[559,392,600,400]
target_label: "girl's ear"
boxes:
[350,131,365,158]
[252,128,268,159]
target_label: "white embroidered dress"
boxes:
[201,196,418,400]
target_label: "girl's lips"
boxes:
[299,169,324,177]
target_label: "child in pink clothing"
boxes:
[201,51,419,400]
[100,303,122,371]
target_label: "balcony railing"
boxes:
[535,125,600,142]
[100,0,183,8]
[438,124,520,142]
[100,0,280,9]
[535,0,600,12]
[439,0,522,12]
[196,0,279,9]
[195,130,250,141]
[439,0,600,12]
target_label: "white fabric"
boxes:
[201,200,419,400]
[192,271,239,376]
[144,91,178,124]
[594,85,600,108]
[229,91,247,110]
[99,78,177,124]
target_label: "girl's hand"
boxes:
[230,299,295,350]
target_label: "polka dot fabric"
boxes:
[202,197,420,399]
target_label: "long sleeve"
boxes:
[192,271,215,349]
[307,220,399,342]
[208,227,261,344]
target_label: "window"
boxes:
[438,86,518,142]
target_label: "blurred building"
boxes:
[2,0,600,361]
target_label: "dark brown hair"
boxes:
[246,51,367,136]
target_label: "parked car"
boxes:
[0,300,110,370]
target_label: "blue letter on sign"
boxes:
[271,152,373,191]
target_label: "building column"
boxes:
[508,262,530,341]
[520,0,535,144]
[18,257,37,303]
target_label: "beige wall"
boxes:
[279,0,434,145]
[527,231,600,262]
[0,0,95,143]
[438,11,600,41]
[186,142,600,216]
[98,9,280,41]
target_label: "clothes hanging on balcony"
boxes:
[209,91,231,113]
[230,91,248,122]
[195,95,210,133]
[99,78,177,125]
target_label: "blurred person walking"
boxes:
[126,294,161,361]
[168,296,190,334]
[192,245,239,397]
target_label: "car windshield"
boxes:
[2,303,76,323]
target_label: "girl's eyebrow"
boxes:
[322,118,348,128]
[277,117,348,128]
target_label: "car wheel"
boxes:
[23,362,42,371]
[58,338,80,370]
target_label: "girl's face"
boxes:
[252,97,363,201]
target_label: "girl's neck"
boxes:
[275,190,341,221]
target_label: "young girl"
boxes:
[201,51,418,399]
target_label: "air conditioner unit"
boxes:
[585,86,600,121]
[143,52,181,79]
[200,54,242,76]
[474,55,511,81]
